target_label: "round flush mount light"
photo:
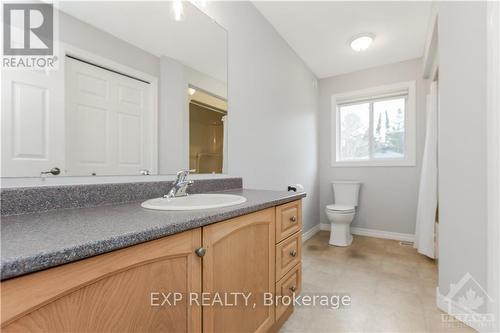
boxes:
[350,34,375,52]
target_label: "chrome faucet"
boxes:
[164,169,195,199]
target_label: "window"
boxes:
[332,81,416,167]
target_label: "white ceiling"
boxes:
[57,1,227,82]
[253,1,432,78]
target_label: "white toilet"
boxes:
[325,181,361,246]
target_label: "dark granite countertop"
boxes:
[1,189,305,280]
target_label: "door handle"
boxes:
[41,167,61,176]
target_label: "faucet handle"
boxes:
[176,169,196,175]
[176,169,196,181]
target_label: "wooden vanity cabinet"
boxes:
[1,229,203,333]
[202,208,276,333]
[1,200,303,333]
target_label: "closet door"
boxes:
[65,57,154,176]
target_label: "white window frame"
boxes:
[331,81,416,167]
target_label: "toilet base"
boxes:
[329,223,353,247]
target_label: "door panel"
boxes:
[75,104,109,164]
[66,58,114,175]
[77,71,108,98]
[118,113,142,165]
[203,208,275,333]
[12,82,48,159]
[65,57,153,176]
[1,65,64,176]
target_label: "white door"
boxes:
[65,57,155,176]
[1,68,65,177]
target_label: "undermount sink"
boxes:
[141,193,247,211]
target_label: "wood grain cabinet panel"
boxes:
[275,200,302,243]
[1,230,202,333]
[275,263,302,322]
[276,231,302,281]
[202,208,276,333]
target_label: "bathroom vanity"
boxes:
[0,1,308,328]
[0,179,304,333]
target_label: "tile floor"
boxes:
[279,231,475,333]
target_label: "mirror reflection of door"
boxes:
[188,88,227,174]
[65,57,156,176]
[0,1,228,178]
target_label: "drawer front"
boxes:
[276,231,302,281]
[275,200,302,243]
[275,263,302,322]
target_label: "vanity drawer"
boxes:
[275,263,302,322]
[276,200,302,243]
[276,231,302,280]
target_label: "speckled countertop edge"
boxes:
[0,177,243,216]
[1,189,306,280]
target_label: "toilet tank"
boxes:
[332,181,361,206]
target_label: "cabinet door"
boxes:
[203,208,275,333]
[1,229,202,333]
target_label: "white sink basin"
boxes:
[141,193,247,211]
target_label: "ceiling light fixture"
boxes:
[171,0,184,21]
[350,34,374,52]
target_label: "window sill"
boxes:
[331,160,416,167]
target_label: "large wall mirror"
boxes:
[1,1,227,177]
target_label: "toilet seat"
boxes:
[326,204,355,213]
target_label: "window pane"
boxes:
[373,98,405,159]
[339,103,369,160]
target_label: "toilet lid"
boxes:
[326,204,355,212]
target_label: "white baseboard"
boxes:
[302,224,321,242]
[319,223,414,243]
[436,289,491,332]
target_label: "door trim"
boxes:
[487,1,500,330]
